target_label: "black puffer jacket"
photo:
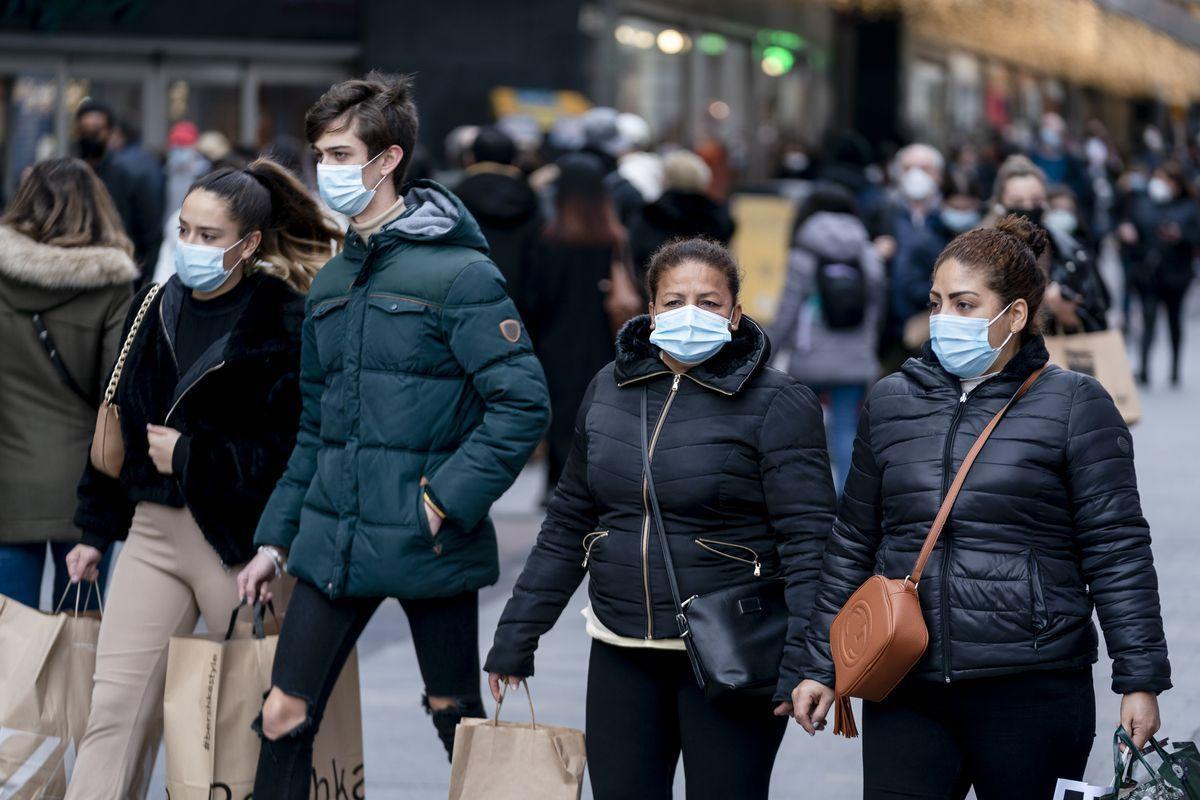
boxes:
[485,316,836,701]
[802,336,1171,695]
[75,272,304,567]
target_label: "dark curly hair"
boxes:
[932,213,1049,337]
[645,236,742,301]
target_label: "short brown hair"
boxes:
[2,158,132,255]
[305,71,418,190]
[989,154,1046,208]
[933,214,1049,337]
[646,237,742,301]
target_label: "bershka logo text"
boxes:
[203,653,218,751]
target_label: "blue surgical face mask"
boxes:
[941,207,981,233]
[317,150,387,217]
[174,237,246,292]
[649,305,733,365]
[929,302,1015,379]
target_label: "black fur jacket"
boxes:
[75,272,304,567]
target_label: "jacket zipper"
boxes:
[165,362,227,424]
[938,389,969,683]
[641,373,682,638]
[694,538,762,576]
[581,531,609,568]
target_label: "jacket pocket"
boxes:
[581,531,608,568]
[1028,550,1049,643]
[694,537,762,577]
[415,482,443,555]
[311,296,350,370]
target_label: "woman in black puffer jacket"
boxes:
[485,238,836,800]
[791,216,1170,800]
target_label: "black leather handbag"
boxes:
[640,388,788,700]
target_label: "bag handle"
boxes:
[224,599,275,641]
[55,580,104,617]
[908,367,1045,586]
[31,313,97,407]
[641,388,708,689]
[493,679,537,728]
[102,283,161,407]
[1111,726,1167,791]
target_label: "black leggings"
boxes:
[252,579,483,800]
[585,640,787,800]
[1140,284,1190,383]
[862,668,1095,799]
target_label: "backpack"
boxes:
[814,251,867,329]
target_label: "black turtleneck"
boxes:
[174,276,253,376]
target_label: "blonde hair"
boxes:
[2,158,133,255]
[663,150,712,194]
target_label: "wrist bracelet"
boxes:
[258,545,284,579]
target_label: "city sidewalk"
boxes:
[357,309,1200,799]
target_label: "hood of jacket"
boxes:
[613,313,770,395]
[905,332,1051,391]
[0,224,136,310]
[344,180,491,256]
[643,190,734,238]
[793,211,869,263]
[455,167,540,229]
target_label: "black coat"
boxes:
[75,272,305,567]
[629,190,736,284]
[485,316,837,701]
[802,336,1171,695]
[454,166,542,302]
[1123,194,1200,294]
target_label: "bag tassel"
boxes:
[833,694,858,739]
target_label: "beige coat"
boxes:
[0,225,135,542]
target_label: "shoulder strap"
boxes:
[102,283,161,406]
[640,388,689,632]
[30,313,96,407]
[908,366,1046,585]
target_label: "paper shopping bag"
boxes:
[0,588,102,799]
[163,601,364,800]
[1045,329,1142,425]
[448,682,586,800]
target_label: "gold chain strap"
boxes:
[102,284,162,406]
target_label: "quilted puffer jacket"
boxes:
[485,316,837,702]
[802,335,1171,695]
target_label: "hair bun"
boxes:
[995,213,1049,259]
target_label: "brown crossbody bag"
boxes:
[90,284,161,479]
[828,366,1044,738]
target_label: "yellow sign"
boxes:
[490,87,591,130]
[729,193,797,325]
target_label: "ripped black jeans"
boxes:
[253,578,484,799]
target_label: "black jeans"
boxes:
[253,578,484,800]
[862,668,1096,799]
[585,641,787,800]
[1140,284,1190,384]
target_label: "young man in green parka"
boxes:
[238,71,550,786]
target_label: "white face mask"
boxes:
[1043,208,1078,236]
[1148,177,1174,205]
[317,150,388,216]
[899,167,938,202]
[649,305,733,365]
[174,236,246,292]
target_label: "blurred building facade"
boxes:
[3,0,1200,198]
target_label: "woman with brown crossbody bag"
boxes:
[786,217,1170,799]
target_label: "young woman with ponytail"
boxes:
[64,158,342,798]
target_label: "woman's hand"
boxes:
[1117,222,1139,246]
[147,425,182,475]
[773,701,794,718]
[1120,691,1161,749]
[66,544,102,584]
[1044,282,1083,329]
[487,672,523,703]
[791,679,836,735]
[237,551,281,604]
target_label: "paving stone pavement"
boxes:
[136,301,1198,798]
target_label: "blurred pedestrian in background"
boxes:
[522,152,638,496]
[0,158,135,611]
[989,154,1110,334]
[455,125,542,302]
[163,121,210,215]
[876,143,953,372]
[938,171,984,235]
[628,149,735,286]
[769,183,885,494]
[64,158,339,798]
[580,106,645,229]
[75,101,164,279]
[1118,159,1200,386]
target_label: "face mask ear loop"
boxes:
[222,235,248,274]
[363,149,390,193]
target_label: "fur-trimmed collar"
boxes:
[906,334,1051,390]
[613,314,770,395]
[0,225,137,290]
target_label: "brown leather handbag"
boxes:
[828,367,1044,738]
[90,284,161,478]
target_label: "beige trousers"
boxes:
[65,502,284,799]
